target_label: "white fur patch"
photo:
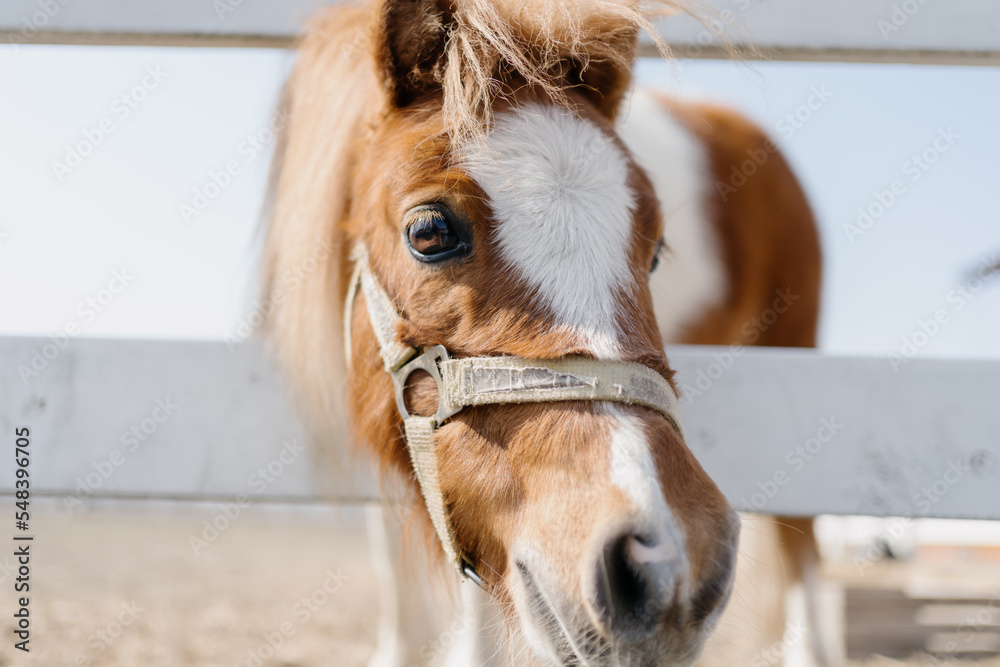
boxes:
[607,406,685,558]
[617,89,727,343]
[459,103,636,360]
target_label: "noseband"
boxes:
[346,246,684,586]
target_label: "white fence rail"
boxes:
[3,336,998,520]
[2,0,999,64]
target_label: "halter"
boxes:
[346,246,685,587]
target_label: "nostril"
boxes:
[606,535,646,608]
[593,533,672,641]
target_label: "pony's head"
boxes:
[265,1,739,663]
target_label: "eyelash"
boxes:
[651,238,665,273]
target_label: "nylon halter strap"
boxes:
[345,247,685,586]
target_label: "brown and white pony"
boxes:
[263,1,822,665]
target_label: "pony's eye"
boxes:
[650,238,665,273]
[404,205,469,262]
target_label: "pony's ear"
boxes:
[567,53,636,120]
[376,0,455,107]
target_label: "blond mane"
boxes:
[263,5,378,433]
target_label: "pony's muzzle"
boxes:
[583,510,740,648]
[511,512,738,664]
[590,529,686,641]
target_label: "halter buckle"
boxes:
[391,345,463,427]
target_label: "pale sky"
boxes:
[1,45,998,362]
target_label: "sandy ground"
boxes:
[0,504,378,667]
[1,505,996,667]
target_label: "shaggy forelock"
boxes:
[438,0,695,140]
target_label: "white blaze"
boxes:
[460,103,636,360]
[608,406,689,594]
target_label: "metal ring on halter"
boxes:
[390,344,463,427]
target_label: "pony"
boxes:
[263,0,822,664]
